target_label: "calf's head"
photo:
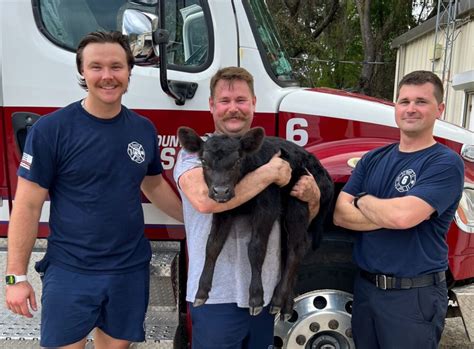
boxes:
[178,127,265,202]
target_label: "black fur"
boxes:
[178,126,334,317]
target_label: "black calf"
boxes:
[178,126,334,317]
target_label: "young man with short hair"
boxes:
[333,70,464,349]
[6,31,183,349]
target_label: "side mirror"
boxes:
[121,6,196,106]
[122,9,158,63]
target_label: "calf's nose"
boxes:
[212,186,230,197]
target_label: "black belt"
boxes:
[360,269,446,290]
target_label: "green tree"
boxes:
[356,0,415,97]
[268,0,426,100]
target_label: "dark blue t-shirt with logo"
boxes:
[343,142,464,277]
[18,101,162,274]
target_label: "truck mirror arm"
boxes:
[153,29,197,106]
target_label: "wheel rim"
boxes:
[273,289,354,349]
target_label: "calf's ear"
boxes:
[177,127,203,153]
[240,127,265,154]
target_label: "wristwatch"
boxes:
[353,192,368,209]
[5,274,27,285]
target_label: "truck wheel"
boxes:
[273,289,354,349]
[274,233,356,349]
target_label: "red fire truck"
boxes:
[1,0,473,348]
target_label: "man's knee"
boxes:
[53,337,87,349]
[94,328,131,349]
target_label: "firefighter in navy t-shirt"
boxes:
[5,31,183,349]
[334,70,464,349]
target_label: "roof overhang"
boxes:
[453,70,474,91]
[391,0,474,49]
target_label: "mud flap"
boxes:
[452,283,474,342]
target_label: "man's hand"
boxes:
[291,171,321,220]
[5,282,37,318]
[266,151,292,187]
[291,171,320,203]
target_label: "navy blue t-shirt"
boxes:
[18,101,163,274]
[343,142,464,277]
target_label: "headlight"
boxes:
[454,185,474,233]
[461,144,474,163]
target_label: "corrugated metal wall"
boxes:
[394,19,474,127]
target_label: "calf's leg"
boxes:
[247,210,279,316]
[271,199,309,319]
[194,214,233,306]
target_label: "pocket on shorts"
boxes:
[34,257,50,281]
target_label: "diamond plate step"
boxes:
[452,283,474,342]
[136,308,182,348]
[150,250,178,277]
[0,309,180,349]
[150,242,180,312]
[0,239,183,348]
[150,276,178,310]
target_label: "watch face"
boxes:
[5,275,16,285]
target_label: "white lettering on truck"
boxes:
[286,118,309,146]
[158,135,180,170]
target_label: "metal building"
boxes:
[391,0,474,128]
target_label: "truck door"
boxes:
[1,0,238,237]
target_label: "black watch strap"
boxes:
[353,192,368,209]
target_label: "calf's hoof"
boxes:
[249,306,263,316]
[269,305,281,315]
[193,298,208,307]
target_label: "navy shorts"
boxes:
[39,263,149,347]
[352,272,447,349]
[189,302,275,349]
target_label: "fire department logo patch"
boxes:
[394,169,416,192]
[127,141,145,164]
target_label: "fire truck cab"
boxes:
[1,0,474,348]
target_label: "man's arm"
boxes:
[179,153,292,214]
[6,177,48,318]
[333,191,381,231]
[141,174,184,222]
[333,191,434,231]
[290,172,320,221]
[354,194,434,229]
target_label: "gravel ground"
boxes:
[440,317,474,348]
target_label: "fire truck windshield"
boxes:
[247,0,296,83]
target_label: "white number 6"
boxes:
[286,118,308,146]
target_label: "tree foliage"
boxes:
[267,0,434,100]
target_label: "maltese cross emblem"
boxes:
[127,141,145,163]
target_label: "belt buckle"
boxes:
[376,274,387,290]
